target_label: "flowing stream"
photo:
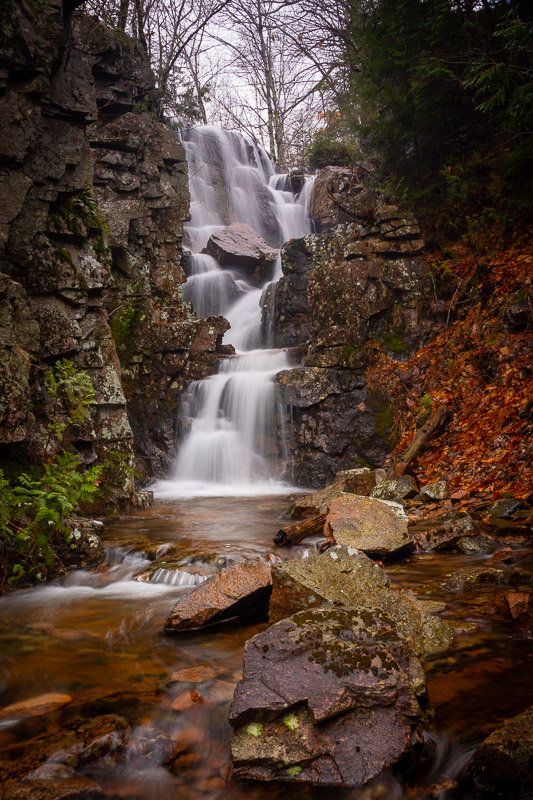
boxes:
[1,127,532,799]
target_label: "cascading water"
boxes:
[155,126,314,498]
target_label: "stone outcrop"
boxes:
[262,184,430,487]
[204,223,278,284]
[229,606,424,787]
[0,1,226,491]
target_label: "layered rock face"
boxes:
[262,168,430,487]
[0,0,225,489]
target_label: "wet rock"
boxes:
[288,483,346,519]
[229,606,423,787]
[269,546,453,657]
[410,511,478,552]
[135,549,243,586]
[492,547,514,562]
[325,495,414,558]
[441,566,533,593]
[204,223,278,284]
[456,535,492,554]
[419,481,448,501]
[166,664,220,684]
[1,775,104,799]
[0,693,72,720]
[164,561,272,632]
[334,467,375,495]
[61,519,104,569]
[371,475,419,502]
[473,705,533,800]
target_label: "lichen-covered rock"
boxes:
[473,706,533,800]
[269,546,453,657]
[419,481,448,501]
[164,560,272,632]
[261,188,431,486]
[229,605,424,787]
[325,495,414,558]
[288,483,346,519]
[0,1,227,493]
[371,475,419,502]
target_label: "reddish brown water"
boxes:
[0,496,532,799]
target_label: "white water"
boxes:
[154,126,314,499]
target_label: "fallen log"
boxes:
[393,406,448,476]
[273,514,327,547]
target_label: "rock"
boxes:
[492,547,514,562]
[269,546,453,657]
[441,566,533,593]
[419,481,448,501]
[0,693,72,720]
[456,535,492,554]
[473,705,533,800]
[229,606,424,787]
[60,519,104,569]
[164,561,272,632]
[308,166,361,230]
[483,498,530,533]
[165,690,206,712]
[325,495,414,559]
[2,775,105,799]
[204,223,278,283]
[410,511,478,552]
[288,483,346,519]
[371,475,419,502]
[334,467,375,495]
[166,664,220,684]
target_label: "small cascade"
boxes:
[155,126,314,498]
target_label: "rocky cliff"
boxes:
[0,0,227,498]
[262,166,431,487]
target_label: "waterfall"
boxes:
[155,126,314,498]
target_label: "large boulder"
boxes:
[473,706,533,799]
[164,560,272,632]
[229,606,424,787]
[204,223,278,284]
[325,494,414,558]
[269,546,454,657]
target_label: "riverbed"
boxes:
[1,496,532,799]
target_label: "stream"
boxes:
[1,126,531,797]
[1,497,532,798]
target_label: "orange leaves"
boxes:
[365,232,533,508]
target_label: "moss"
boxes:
[110,305,142,351]
[382,328,409,353]
[283,713,299,731]
[247,723,263,738]
[286,766,302,777]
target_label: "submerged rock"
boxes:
[473,705,533,800]
[229,606,423,787]
[269,546,453,658]
[0,693,72,720]
[325,494,414,558]
[164,561,272,632]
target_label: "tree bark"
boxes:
[273,513,327,547]
[393,406,448,476]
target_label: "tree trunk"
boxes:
[393,406,448,475]
[273,513,327,547]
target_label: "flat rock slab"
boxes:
[270,546,453,658]
[204,223,278,282]
[0,693,72,720]
[229,606,423,787]
[164,560,272,632]
[325,494,414,558]
[289,482,345,519]
[473,705,533,799]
